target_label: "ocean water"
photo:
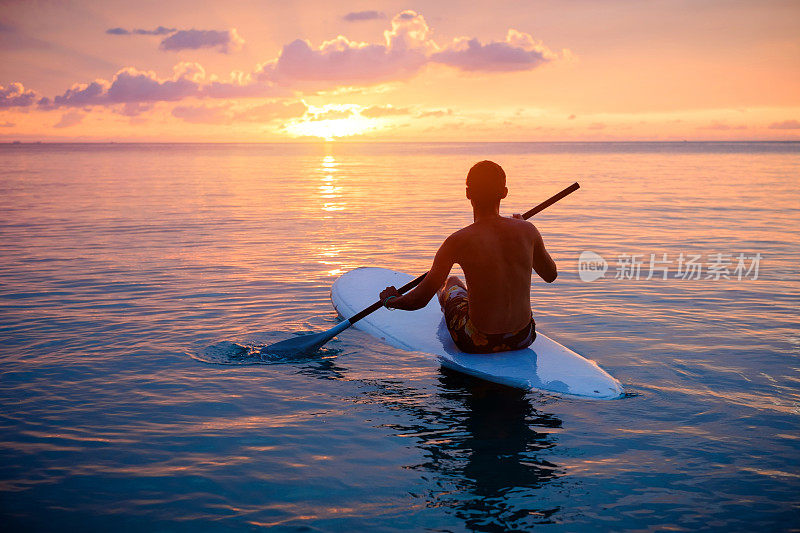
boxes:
[0,142,798,531]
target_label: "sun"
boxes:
[285,104,376,140]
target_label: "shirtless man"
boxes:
[379,160,558,354]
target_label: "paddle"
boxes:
[266,182,580,354]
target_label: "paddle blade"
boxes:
[264,320,351,355]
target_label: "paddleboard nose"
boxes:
[575,380,625,400]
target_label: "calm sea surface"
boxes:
[1,142,798,531]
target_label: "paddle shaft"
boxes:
[346,182,580,325]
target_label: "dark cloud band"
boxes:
[160,29,244,53]
[343,11,385,22]
[106,26,176,36]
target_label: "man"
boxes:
[379,160,558,354]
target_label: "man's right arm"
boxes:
[380,234,457,310]
[531,225,557,283]
[513,214,558,283]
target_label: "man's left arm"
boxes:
[379,236,457,311]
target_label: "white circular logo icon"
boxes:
[578,251,608,282]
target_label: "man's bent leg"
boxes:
[438,275,466,308]
[438,275,536,353]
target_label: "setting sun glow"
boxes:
[285,106,378,140]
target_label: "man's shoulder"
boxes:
[451,217,533,236]
[505,216,539,236]
[449,224,475,239]
[439,224,476,253]
[446,222,490,242]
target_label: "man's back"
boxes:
[450,215,541,334]
[379,160,557,354]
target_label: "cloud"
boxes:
[42,64,201,108]
[160,29,244,53]
[0,82,38,108]
[107,26,176,36]
[309,108,353,121]
[196,68,291,99]
[431,29,557,72]
[118,102,154,117]
[360,105,410,117]
[263,11,432,86]
[568,114,576,120]
[0,121,15,127]
[46,79,110,107]
[106,65,203,102]
[343,11,385,22]
[261,14,560,88]
[107,25,244,54]
[54,111,85,128]
[588,122,606,129]
[43,63,282,109]
[134,26,176,36]
[46,66,199,108]
[768,119,800,129]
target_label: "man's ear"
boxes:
[500,186,508,199]
[465,187,472,199]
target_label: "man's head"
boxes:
[466,160,508,207]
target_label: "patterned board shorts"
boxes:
[441,284,536,354]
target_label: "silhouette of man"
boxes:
[379,160,557,353]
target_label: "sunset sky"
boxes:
[1,0,799,142]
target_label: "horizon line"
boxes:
[2,139,800,145]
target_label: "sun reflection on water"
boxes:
[317,155,346,214]
[312,157,353,276]
[318,243,347,277]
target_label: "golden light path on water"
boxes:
[318,154,348,276]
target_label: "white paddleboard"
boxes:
[331,267,624,400]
